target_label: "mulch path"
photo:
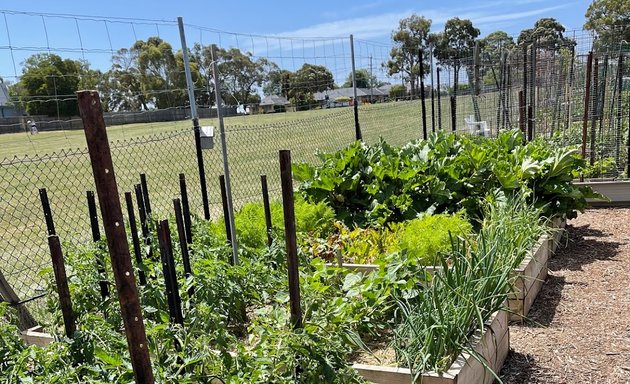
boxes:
[500,208,630,384]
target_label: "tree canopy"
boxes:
[386,14,432,97]
[517,18,575,50]
[584,0,630,50]
[342,69,379,89]
[13,53,101,117]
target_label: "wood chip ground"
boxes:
[500,208,630,384]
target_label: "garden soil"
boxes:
[501,208,630,384]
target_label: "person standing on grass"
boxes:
[27,120,38,135]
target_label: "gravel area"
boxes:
[500,208,630,384]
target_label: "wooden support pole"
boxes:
[179,173,193,244]
[173,198,193,297]
[125,192,146,286]
[156,220,184,326]
[261,175,273,247]
[0,270,37,330]
[47,234,75,338]
[77,90,154,384]
[279,150,302,329]
[87,190,109,300]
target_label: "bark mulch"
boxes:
[500,208,630,384]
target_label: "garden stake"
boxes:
[590,57,599,166]
[39,188,55,236]
[261,175,273,247]
[279,150,302,329]
[219,175,234,260]
[135,184,153,261]
[615,55,623,169]
[157,220,184,326]
[436,67,442,130]
[78,90,154,384]
[581,52,593,164]
[87,190,109,300]
[519,90,526,140]
[140,173,152,216]
[194,125,211,220]
[174,198,194,297]
[419,48,427,140]
[179,173,193,244]
[125,192,146,286]
[450,95,456,132]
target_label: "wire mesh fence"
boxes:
[0,10,629,320]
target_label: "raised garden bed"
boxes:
[332,218,566,322]
[575,180,630,206]
[352,308,509,384]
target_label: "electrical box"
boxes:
[200,126,214,149]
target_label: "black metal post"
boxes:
[87,190,109,300]
[219,175,234,256]
[419,48,427,139]
[261,175,273,247]
[179,173,193,244]
[194,124,211,220]
[174,198,193,298]
[436,67,442,130]
[39,188,55,236]
[140,174,152,216]
[156,220,184,326]
[450,95,457,132]
[125,192,146,286]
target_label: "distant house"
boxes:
[313,87,388,108]
[0,77,19,118]
[259,95,290,113]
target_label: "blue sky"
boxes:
[0,0,592,84]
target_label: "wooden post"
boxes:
[87,190,109,300]
[581,52,593,161]
[77,90,154,384]
[140,174,152,216]
[261,175,273,247]
[179,173,193,244]
[279,150,302,329]
[125,192,146,286]
[219,175,234,257]
[173,198,193,297]
[156,220,184,325]
[47,235,76,338]
[0,270,37,330]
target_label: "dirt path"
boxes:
[500,208,630,384]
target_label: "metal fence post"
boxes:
[350,34,362,141]
[436,67,442,130]
[430,48,436,133]
[419,48,428,139]
[77,90,154,384]
[581,52,593,161]
[87,190,109,300]
[211,44,239,265]
[177,16,210,220]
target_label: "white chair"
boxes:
[464,115,490,137]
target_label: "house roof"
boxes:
[313,87,388,101]
[260,95,290,106]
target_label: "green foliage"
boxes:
[389,84,407,99]
[208,195,335,251]
[517,18,575,50]
[584,0,630,50]
[295,129,600,225]
[397,213,472,264]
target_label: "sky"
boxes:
[0,0,593,84]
